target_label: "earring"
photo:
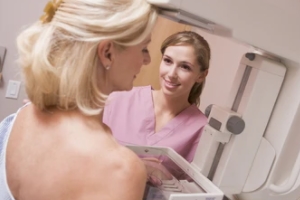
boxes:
[105,65,110,70]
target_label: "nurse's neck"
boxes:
[153,89,190,116]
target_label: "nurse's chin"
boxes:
[161,87,180,97]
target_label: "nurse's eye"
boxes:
[163,58,172,65]
[181,64,191,71]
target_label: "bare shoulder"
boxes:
[112,144,147,177]
[8,105,147,200]
[50,123,147,200]
[72,143,147,200]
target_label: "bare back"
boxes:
[5,105,146,200]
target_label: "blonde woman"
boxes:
[0,0,157,200]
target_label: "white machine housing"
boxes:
[147,1,300,200]
[148,0,300,64]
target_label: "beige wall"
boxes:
[0,0,48,120]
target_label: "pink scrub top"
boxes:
[103,86,207,163]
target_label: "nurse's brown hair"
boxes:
[160,31,211,106]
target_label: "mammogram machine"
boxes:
[130,1,300,199]
[128,145,224,200]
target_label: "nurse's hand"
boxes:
[141,157,173,186]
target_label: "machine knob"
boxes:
[245,52,256,61]
[205,104,213,117]
[226,116,245,135]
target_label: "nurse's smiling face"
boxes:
[158,31,210,105]
[159,45,207,100]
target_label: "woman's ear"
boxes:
[97,40,115,69]
[196,69,208,83]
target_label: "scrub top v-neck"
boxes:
[103,86,207,163]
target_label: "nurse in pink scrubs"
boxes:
[103,31,210,169]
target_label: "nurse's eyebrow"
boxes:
[163,55,173,60]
